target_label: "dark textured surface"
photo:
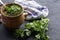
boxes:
[0,0,60,40]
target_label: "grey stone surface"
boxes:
[36,0,60,40]
[0,0,60,40]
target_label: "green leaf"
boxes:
[21,32,24,37]
[26,31,31,36]
[35,34,40,39]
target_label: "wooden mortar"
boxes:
[1,3,25,31]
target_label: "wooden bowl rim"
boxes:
[1,3,24,17]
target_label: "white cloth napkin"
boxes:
[14,0,49,20]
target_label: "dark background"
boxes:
[0,0,60,40]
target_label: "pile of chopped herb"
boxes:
[13,18,49,40]
[5,3,22,16]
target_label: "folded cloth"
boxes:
[14,0,49,20]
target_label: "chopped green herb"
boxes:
[5,3,22,16]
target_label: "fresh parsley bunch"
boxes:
[13,18,49,40]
